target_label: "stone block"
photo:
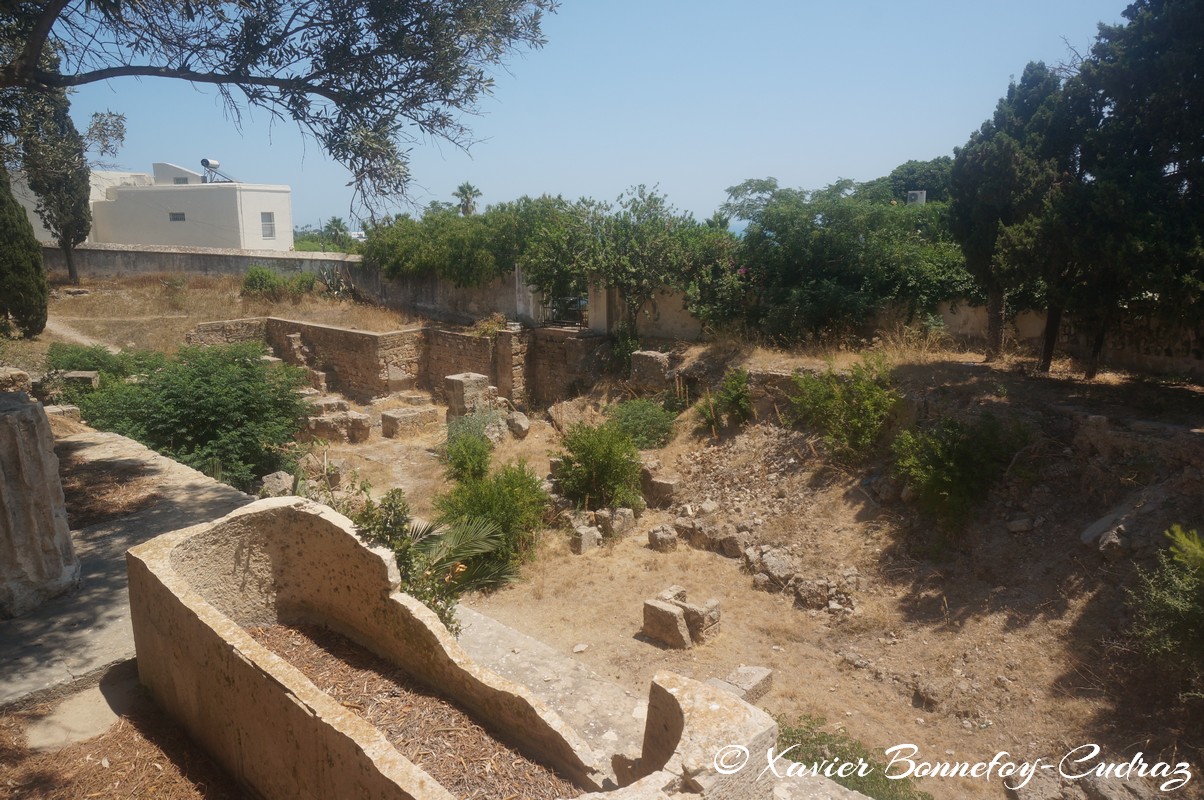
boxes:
[642,600,691,649]
[718,528,751,559]
[396,392,429,407]
[599,507,636,538]
[678,598,721,644]
[657,585,688,604]
[506,411,531,439]
[444,372,493,418]
[643,475,679,509]
[42,404,81,421]
[62,370,99,389]
[304,411,371,444]
[307,396,349,415]
[570,525,602,555]
[0,367,32,394]
[647,526,678,552]
[629,350,672,391]
[260,471,295,498]
[724,666,773,702]
[1,393,79,618]
[386,365,415,392]
[381,406,439,438]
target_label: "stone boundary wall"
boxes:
[425,330,494,402]
[128,498,608,798]
[43,243,546,327]
[42,242,359,278]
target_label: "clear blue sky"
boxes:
[68,1,1128,229]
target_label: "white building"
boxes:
[13,162,294,251]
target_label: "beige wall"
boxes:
[91,182,293,251]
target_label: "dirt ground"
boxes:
[465,355,1204,800]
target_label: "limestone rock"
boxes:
[0,367,32,394]
[444,372,494,419]
[571,526,602,555]
[381,406,439,438]
[724,666,773,702]
[648,526,678,552]
[506,411,531,439]
[642,599,691,649]
[599,507,636,538]
[62,371,99,390]
[0,393,80,618]
[629,350,672,391]
[260,471,295,498]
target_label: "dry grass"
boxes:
[0,694,245,800]
[246,623,582,799]
[50,274,418,355]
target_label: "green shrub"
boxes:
[557,422,644,511]
[607,398,676,449]
[777,714,934,800]
[241,265,317,300]
[47,342,168,377]
[354,488,508,633]
[77,342,308,491]
[891,413,1022,529]
[436,461,548,574]
[1128,525,1204,699]
[788,356,898,459]
[716,367,754,425]
[611,322,640,375]
[442,410,498,482]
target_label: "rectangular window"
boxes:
[173,177,189,185]
[168,212,185,222]
[261,211,276,240]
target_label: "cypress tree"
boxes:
[0,166,49,337]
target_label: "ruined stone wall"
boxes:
[185,317,269,346]
[528,328,608,406]
[129,499,607,797]
[262,319,424,401]
[494,330,530,410]
[426,330,495,402]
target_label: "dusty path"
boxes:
[42,317,120,353]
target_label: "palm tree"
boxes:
[452,182,481,216]
[323,216,350,248]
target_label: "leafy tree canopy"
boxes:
[0,0,556,208]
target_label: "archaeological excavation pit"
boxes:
[127,497,790,800]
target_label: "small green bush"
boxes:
[788,356,898,459]
[1128,525,1204,699]
[76,342,308,491]
[46,343,168,387]
[354,488,508,633]
[241,265,317,300]
[436,462,548,575]
[716,367,754,424]
[611,322,641,375]
[607,398,676,449]
[558,422,644,511]
[891,413,1023,529]
[777,714,934,800]
[442,410,498,482]
[698,367,755,435]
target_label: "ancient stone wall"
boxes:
[425,330,495,402]
[128,499,607,798]
[185,317,269,346]
[42,242,358,278]
[528,327,608,406]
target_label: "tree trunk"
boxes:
[1037,302,1064,373]
[62,243,79,285]
[984,288,1006,362]
[1084,316,1109,380]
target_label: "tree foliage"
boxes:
[0,164,47,337]
[725,177,969,341]
[1,0,555,208]
[20,87,89,283]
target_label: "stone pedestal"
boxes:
[0,393,79,618]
